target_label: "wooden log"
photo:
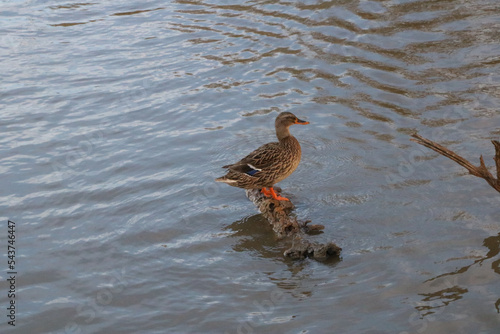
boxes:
[245,188,342,260]
[410,133,500,193]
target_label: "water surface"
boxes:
[1,0,499,333]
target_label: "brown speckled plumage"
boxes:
[216,112,309,199]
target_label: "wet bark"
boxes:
[245,188,342,260]
[410,133,500,193]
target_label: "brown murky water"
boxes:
[1,0,499,333]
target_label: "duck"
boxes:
[216,112,309,201]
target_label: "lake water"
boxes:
[1,0,499,333]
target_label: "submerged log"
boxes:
[245,188,342,260]
[410,133,500,193]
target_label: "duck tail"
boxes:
[215,176,237,184]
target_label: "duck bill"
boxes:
[295,118,310,125]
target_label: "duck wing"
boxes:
[222,142,280,176]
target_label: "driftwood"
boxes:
[245,188,342,260]
[410,133,500,193]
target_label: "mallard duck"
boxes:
[216,112,309,201]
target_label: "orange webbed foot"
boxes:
[261,187,289,201]
[261,187,272,197]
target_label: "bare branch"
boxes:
[410,133,500,193]
[493,140,500,183]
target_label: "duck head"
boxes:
[276,112,309,127]
[275,112,309,140]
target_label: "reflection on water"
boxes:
[417,285,468,317]
[418,233,500,316]
[225,214,280,257]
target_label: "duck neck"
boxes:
[276,124,292,142]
